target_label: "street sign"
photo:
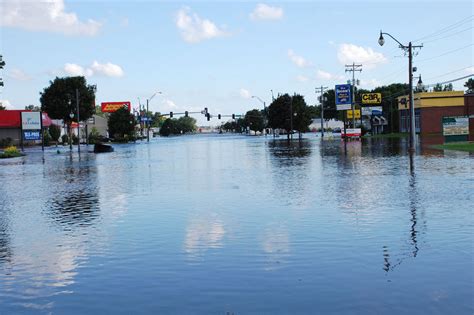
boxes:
[335,84,352,111]
[362,93,382,104]
[23,130,41,140]
[346,109,361,119]
[361,106,382,116]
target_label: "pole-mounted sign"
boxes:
[21,112,41,140]
[335,84,352,110]
[362,93,382,104]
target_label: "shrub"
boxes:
[49,124,61,142]
[43,130,52,146]
[88,127,100,144]
[0,146,22,158]
[61,134,69,145]
[0,137,13,148]
[72,134,79,145]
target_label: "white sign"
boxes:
[341,128,361,137]
[337,104,351,111]
[21,112,42,130]
[361,106,382,116]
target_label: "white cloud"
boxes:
[337,44,387,68]
[250,3,284,21]
[0,100,13,109]
[316,69,344,81]
[240,88,251,99]
[175,7,227,43]
[360,79,382,89]
[465,67,474,74]
[288,49,311,68]
[8,68,31,81]
[90,61,124,77]
[0,0,101,36]
[296,75,309,83]
[63,61,123,78]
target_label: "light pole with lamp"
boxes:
[146,91,162,142]
[378,31,422,152]
[69,110,74,151]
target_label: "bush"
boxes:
[72,134,79,145]
[43,130,52,146]
[49,124,61,142]
[61,134,69,145]
[0,137,13,148]
[0,146,22,158]
[88,127,100,144]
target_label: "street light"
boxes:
[252,95,267,134]
[146,91,162,142]
[69,110,74,151]
[378,30,422,152]
[416,75,423,90]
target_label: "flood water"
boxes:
[0,134,473,314]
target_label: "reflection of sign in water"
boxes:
[21,112,41,130]
[362,93,382,104]
[346,109,360,119]
[361,106,382,116]
[335,84,352,110]
[23,130,41,140]
[101,102,131,113]
[442,116,469,136]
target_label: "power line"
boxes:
[417,43,473,63]
[424,74,473,88]
[426,66,473,80]
[413,15,474,43]
[423,26,473,44]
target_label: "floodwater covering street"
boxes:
[0,134,473,314]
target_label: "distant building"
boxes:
[309,118,343,131]
[0,110,53,146]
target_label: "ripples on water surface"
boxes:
[0,135,472,314]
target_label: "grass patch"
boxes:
[363,132,409,139]
[0,146,23,158]
[431,142,474,152]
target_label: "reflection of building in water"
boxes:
[184,216,225,257]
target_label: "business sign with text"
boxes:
[362,93,382,104]
[21,112,41,130]
[101,102,131,113]
[335,84,352,110]
[23,130,41,141]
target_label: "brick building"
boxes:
[397,91,470,137]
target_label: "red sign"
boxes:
[341,128,361,137]
[101,102,131,113]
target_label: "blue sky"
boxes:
[1,0,472,125]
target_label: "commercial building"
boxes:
[0,110,53,145]
[397,91,470,138]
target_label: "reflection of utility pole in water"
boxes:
[345,63,362,128]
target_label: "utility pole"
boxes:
[315,86,328,138]
[345,63,362,128]
[146,98,149,142]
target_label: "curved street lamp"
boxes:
[145,91,162,142]
[378,31,422,152]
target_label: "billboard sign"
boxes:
[101,102,131,113]
[341,128,361,137]
[361,106,383,116]
[21,112,41,130]
[335,84,352,110]
[23,130,41,140]
[362,93,382,104]
[442,116,469,136]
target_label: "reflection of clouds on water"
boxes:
[184,215,225,258]
[261,224,290,271]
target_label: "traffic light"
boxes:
[232,114,235,119]
[170,112,173,118]
[185,111,188,117]
[206,113,210,121]
[218,114,221,120]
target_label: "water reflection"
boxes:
[184,214,225,259]
[261,224,290,271]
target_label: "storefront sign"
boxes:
[101,102,131,113]
[23,130,41,140]
[362,93,382,104]
[442,116,469,136]
[341,128,361,137]
[21,112,41,130]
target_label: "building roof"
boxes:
[0,110,54,128]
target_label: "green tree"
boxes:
[152,112,166,128]
[25,105,41,111]
[108,107,136,140]
[94,105,106,118]
[465,78,474,94]
[244,109,264,134]
[159,118,180,136]
[443,83,453,91]
[177,116,197,133]
[0,104,5,110]
[267,94,312,138]
[49,124,61,142]
[433,83,443,92]
[40,76,96,124]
